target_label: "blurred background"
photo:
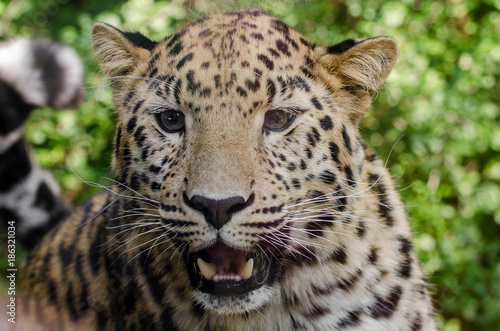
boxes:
[1,0,499,329]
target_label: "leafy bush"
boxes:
[1,0,499,329]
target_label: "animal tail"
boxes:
[0,38,84,250]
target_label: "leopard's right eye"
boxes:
[263,109,296,132]
[155,109,185,133]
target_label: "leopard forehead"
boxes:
[157,9,312,69]
[176,11,308,60]
[128,9,318,115]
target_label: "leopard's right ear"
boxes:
[91,23,157,79]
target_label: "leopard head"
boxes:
[91,9,397,314]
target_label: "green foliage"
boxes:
[1,0,499,329]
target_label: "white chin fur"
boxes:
[193,285,275,314]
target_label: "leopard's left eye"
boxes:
[264,109,296,132]
[155,109,185,133]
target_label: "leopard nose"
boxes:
[183,193,255,229]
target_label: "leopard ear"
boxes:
[320,37,398,92]
[91,22,157,79]
[317,37,398,122]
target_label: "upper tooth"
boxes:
[238,258,254,280]
[197,258,216,280]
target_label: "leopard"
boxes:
[6,8,436,331]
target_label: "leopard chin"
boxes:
[193,285,277,314]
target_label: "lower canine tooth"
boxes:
[238,258,254,280]
[197,258,216,280]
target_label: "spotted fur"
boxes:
[15,9,435,330]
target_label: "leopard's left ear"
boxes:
[91,22,157,80]
[316,37,397,122]
[320,37,398,92]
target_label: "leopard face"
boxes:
[92,9,397,314]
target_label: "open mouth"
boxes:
[185,241,275,296]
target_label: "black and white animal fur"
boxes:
[0,38,84,249]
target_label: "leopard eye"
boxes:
[155,109,185,133]
[264,109,296,132]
